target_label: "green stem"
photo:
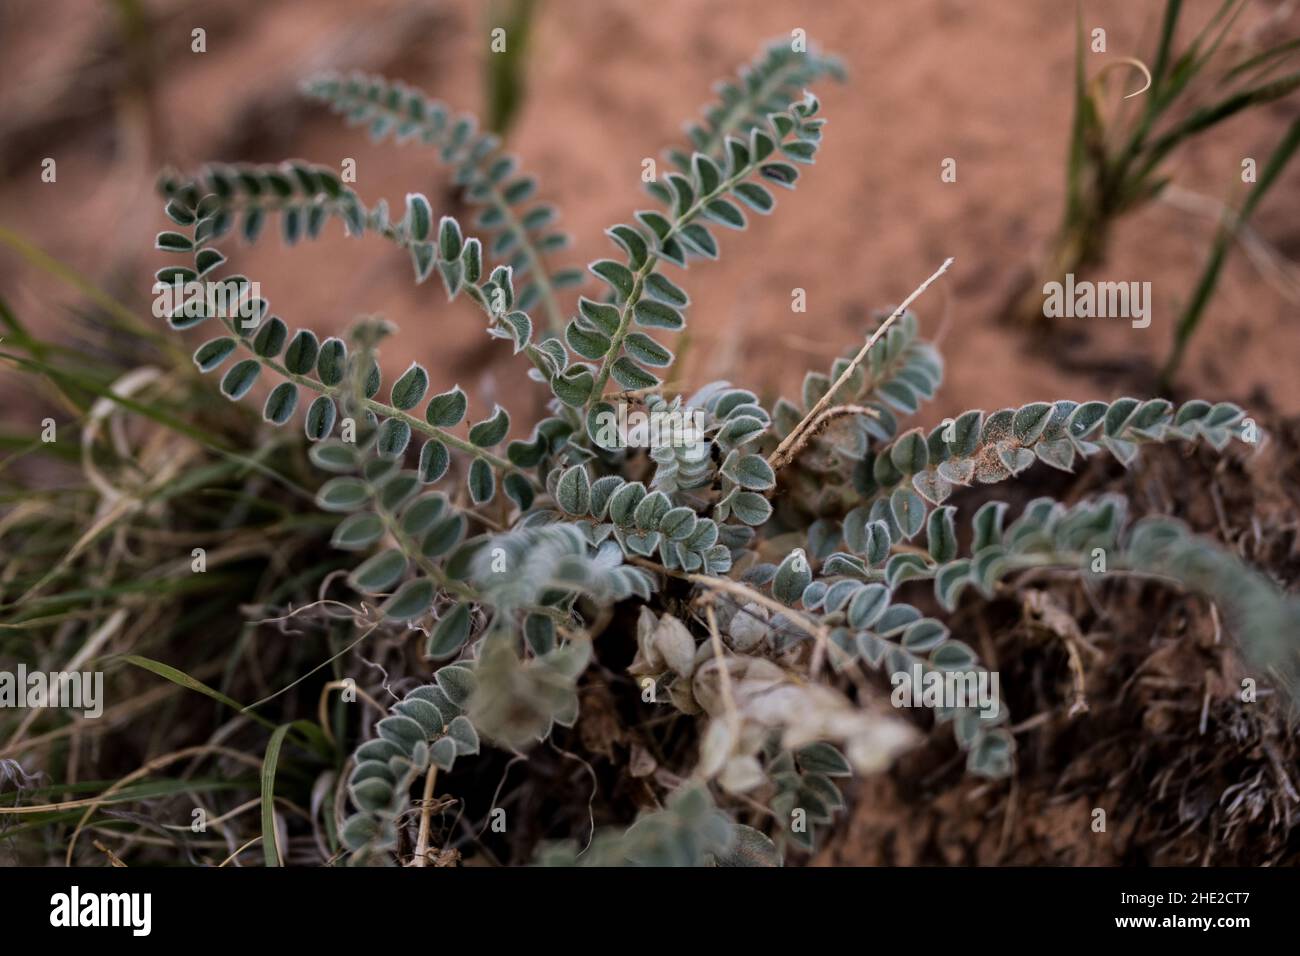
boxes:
[483,181,566,333]
[217,317,536,487]
[586,164,758,406]
[696,58,808,161]
[314,86,570,334]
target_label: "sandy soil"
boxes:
[2,0,1296,427]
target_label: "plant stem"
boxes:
[587,163,773,407]
[411,764,439,867]
[217,316,538,489]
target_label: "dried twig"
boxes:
[768,257,953,472]
[411,765,439,867]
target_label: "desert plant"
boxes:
[1011,0,1300,328]
[30,35,1291,868]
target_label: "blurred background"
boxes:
[1,0,1298,867]
[2,0,1297,429]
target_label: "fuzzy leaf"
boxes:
[426,603,472,659]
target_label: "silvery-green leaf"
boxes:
[730,491,772,526]
[579,297,621,336]
[551,366,595,407]
[467,458,495,504]
[284,329,319,374]
[304,395,337,441]
[846,583,888,629]
[400,494,446,536]
[438,216,463,260]
[1035,438,1075,471]
[588,475,624,520]
[317,476,369,512]
[349,776,394,813]
[931,640,978,670]
[1103,397,1140,437]
[877,379,918,415]
[901,618,948,652]
[890,428,928,474]
[391,363,429,410]
[468,405,510,446]
[633,490,671,530]
[350,549,407,592]
[610,357,659,390]
[447,715,480,756]
[885,553,931,589]
[927,506,958,562]
[736,455,775,491]
[796,743,852,777]
[376,419,411,458]
[997,446,1035,475]
[759,161,799,188]
[384,577,434,620]
[1067,401,1108,441]
[556,465,591,515]
[566,320,612,360]
[252,317,287,358]
[934,559,971,611]
[394,698,442,737]
[193,337,237,373]
[589,259,634,301]
[705,198,746,229]
[1012,402,1053,444]
[643,272,689,307]
[503,472,534,510]
[967,728,1014,778]
[659,506,698,541]
[718,415,766,448]
[263,382,298,424]
[890,487,926,539]
[624,332,672,367]
[316,338,347,386]
[945,409,983,457]
[332,512,384,550]
[429,735,458,771]
[426,603,471,659]
[1101,436,1139,467]
[426,386,467,427]
[971,501,1008,551]
[606,225,648,269]
[405,193,432,240]
[220,359,260,400]
[732,181,774,213]
[608,481,646,525]
[378,472,419,512]
[421,512,466,559]
[716,824,781,867]
[418,439,449,483]
[497,311,532,353]
[937,457,975,485]
[773,549,812,605]
[911,470,952,505]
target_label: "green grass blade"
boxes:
[117,654,280,732]
[1161,115,1300,386]
[261,723,293,867]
